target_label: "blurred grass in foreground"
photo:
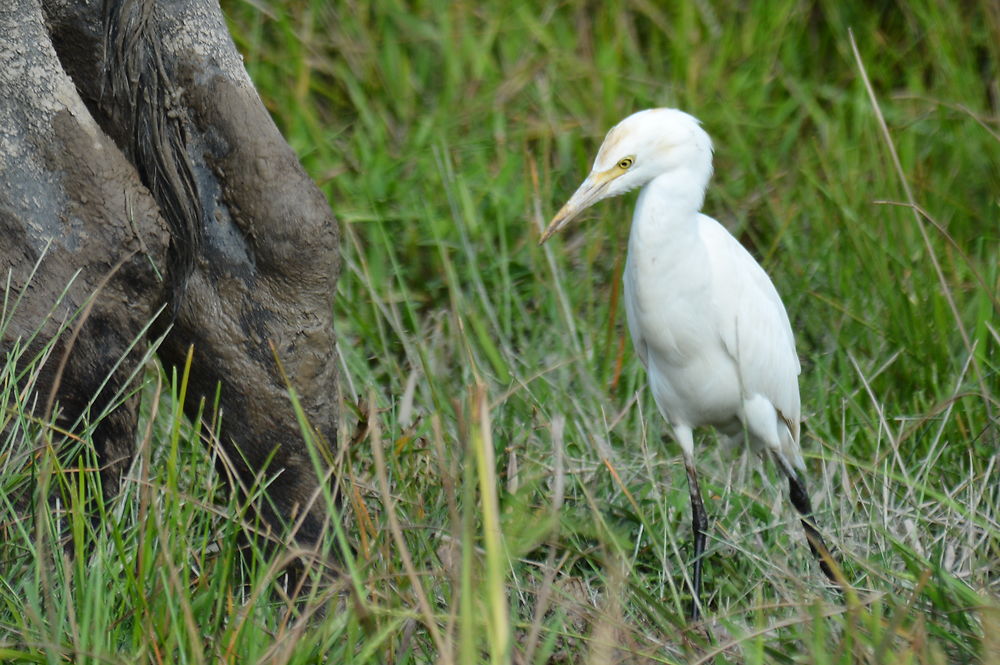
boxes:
[1,0,997,663]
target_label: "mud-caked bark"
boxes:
[2,0,341,549]
[0,0,170,498]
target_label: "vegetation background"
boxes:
[1,0,997,663]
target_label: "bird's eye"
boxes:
[618,157,634,170]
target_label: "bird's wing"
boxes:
[622,254,649,368]
[699,216,801,428]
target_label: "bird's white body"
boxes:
[625,191,804,472]
[542,108,835,619]
[543,108,804,472]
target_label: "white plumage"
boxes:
[541,108,835,620]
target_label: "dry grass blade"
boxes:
[523,414,568,664]
[369,391,449,661]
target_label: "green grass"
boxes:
[2,0,999,663]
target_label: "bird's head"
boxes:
[539,108,714,243]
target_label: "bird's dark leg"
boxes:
[684,457,708,621]
[781,467,837,584]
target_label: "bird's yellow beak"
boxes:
[539,170,617,244]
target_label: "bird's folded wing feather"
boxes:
[699,216,801,426]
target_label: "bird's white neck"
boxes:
[630,170,707,249]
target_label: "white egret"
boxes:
[540,108,836,620]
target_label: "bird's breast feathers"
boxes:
[624,233,716,362]
[623,214,801,428]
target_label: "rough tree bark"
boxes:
[1,0,341,550]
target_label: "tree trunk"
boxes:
[1,0,341,550]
